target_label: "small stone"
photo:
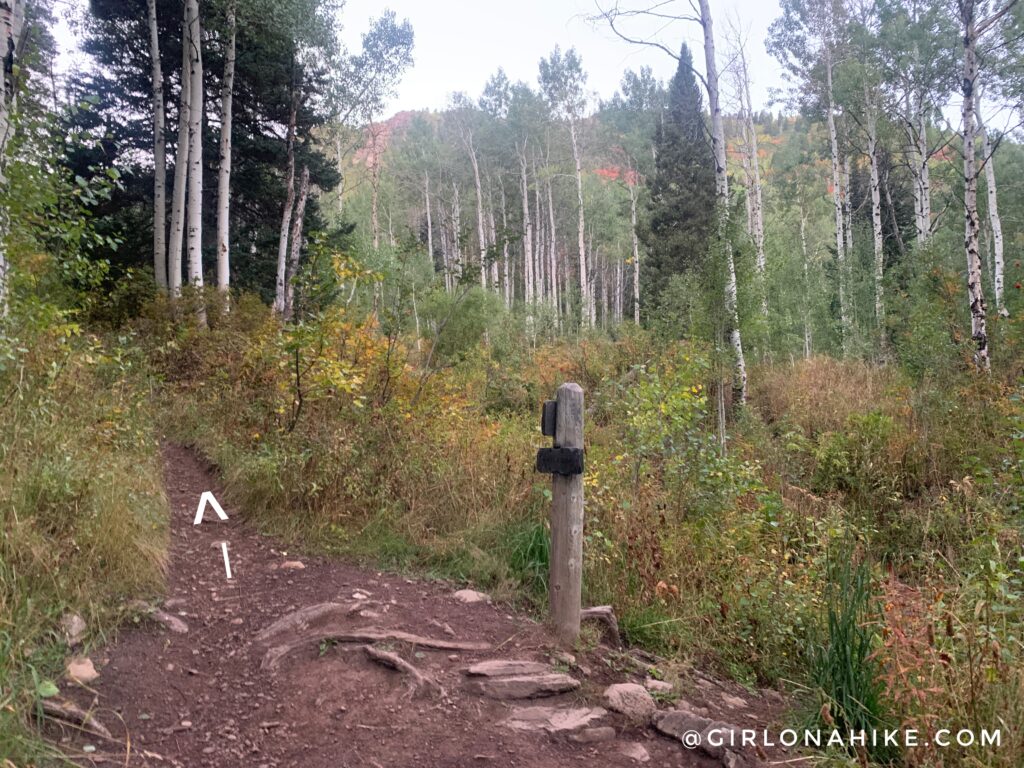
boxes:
[644,677,673,693]
[230,618,243,625]
[66,657,99,684]
[61,613,87,646]
[570,726,616,743]
[464,660,551,677]
[720,693,748,710]
[448,654,459,662]
[280,561,305,570]
[618,742,651,763]
[180,720,192,728]
[452,589,489,604]
[503,706,607,733]
[470,673,580,700]
[552,651,576,666]
[358,610,381,619]
[603,683,657,722]
[352,591,370,600]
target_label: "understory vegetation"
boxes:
[142,289,1024,767]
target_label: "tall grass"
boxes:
[0,326,168,762]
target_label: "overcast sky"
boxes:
[337,0,786,114]
[55,0,787,115]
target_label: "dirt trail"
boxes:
[51,445,774,767]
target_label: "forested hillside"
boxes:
[2,0,1024,765]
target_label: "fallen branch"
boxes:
[255,602,349,644]
[262,626,490,670]
[363,645,445,697]
[39,698,113,740]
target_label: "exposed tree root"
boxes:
[363,645,446,697]
[255,602,349,644]
[581,606,621,647]
[261,625,491,670]
[39,698,113,740]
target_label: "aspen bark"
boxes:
[519,146,534,305]
[628,178,640,324]
[451,181,461,281]
[976,92,1006,316]
[867,107,884,326]
[424,171,433,265]
[284,165,310,320]
[0,0,24,314]
[500,181,511,307]
[825,48,848,353]
[167,1,192,297]
[215,0,236,294]
[147,0,167,291]
[699,0,746,405]
[463,127,487,288]
[799,202,812,358]
[739,44,766,316]
[960,0,990,370]
[569,121,591,327]
[185,0,205,326]
[547,179,559,322]
[534,159,545,303]
[274,91,298,315]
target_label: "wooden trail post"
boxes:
[536,382,584,644]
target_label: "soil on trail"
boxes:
[52,444,779,767]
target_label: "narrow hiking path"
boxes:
[49,445,784,767]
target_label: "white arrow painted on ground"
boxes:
[221,542,233,579]
[193,491,228,525]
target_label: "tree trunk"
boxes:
[215,0,236,295]
[0,0,24,315]
[739,44,766,317]
[976,92,1006,317]
[464,128,487,288]
[274,91,298,315]
[185,0,205,326]
[867,109,884,327]
[569,121,591,327]
[628,177,640,324]
[519,145,534,305]
[284,165,310,320]
[167,0,192,297]
[825,48,848,354]
[146,0,167,292]
[547,179,560,323]
[500,181,511,307]
[451,180,461,281]
[699,0,746,405]
[799,201,812,358]
[961,0,990,370]
[424,170,434,266]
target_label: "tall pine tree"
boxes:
[638,43,715,309]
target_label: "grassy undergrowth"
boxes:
[0,319,168,764]
[147,296,1024,766]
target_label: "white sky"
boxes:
[337,0,785,114]
[54,0,786,115]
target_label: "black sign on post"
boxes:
[541,400,558,438]
[536,447,585,476]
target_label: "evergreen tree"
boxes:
[638,43,715,309]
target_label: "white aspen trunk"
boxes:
[628,178,640,325]
[615,252,623,322]
[215,0,236,294]
[335,134,345,217]
[146,0,167,292]
[185,0,205,326]
[424,171,433,265]
[0,0,24,314]
[800,202,812,358]
[867,108,884,326]
[917,102,931,244]
[843,155,853,260]
[533,160,545,304]
[825,49,848,354]
[976,93,1006,316]
[961,1,989,370]
[739,45,767,316]
[487,183,499,288]
[284,165,310,320]
[569,121,591,327]
[440,204,452,293]
[464,129,487,288]
[500,181,511,307]
[699,0,746,404]
[451,181,462,281]
[599,248,608,329]
[519,146,534,305]
[547,179,559,322]
[371,165,380,250]
[273,91,297,315]
[167,0,192,298]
